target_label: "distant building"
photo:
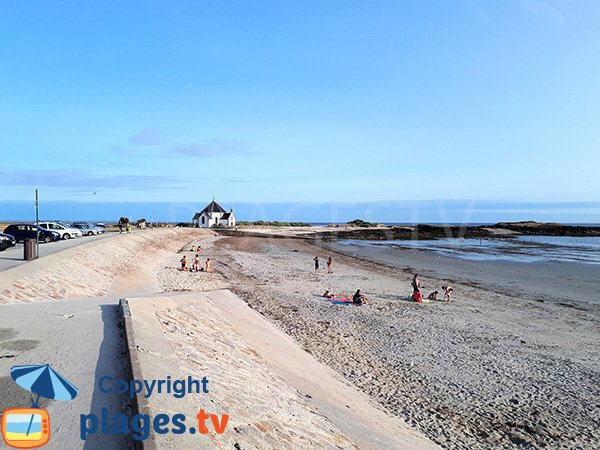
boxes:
[192,199,236,228]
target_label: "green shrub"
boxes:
[346,219,378,227]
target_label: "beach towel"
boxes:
[329,299,353,305]
[323,294,353,305]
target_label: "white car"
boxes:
[72,222,104,236]
[38,222,82,240]
[61,222,84,238]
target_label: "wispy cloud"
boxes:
[0,168,179,190]
[129,128,165,146]
[124,129,259,158]
[169,139,259,158]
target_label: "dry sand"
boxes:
[165,235,598,450]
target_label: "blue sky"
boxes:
[1,1,599,221]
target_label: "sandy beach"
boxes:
[5,2,600,448]
[1,228,598,449]
[195,233,598,449]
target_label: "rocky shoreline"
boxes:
[488,221,600,236]
[216,221,600,241]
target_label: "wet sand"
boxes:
[322,240,600,311]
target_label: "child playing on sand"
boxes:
[327,256,333,273]
[314,256,319,272]
[352,289,368,305]
[442,285,453,302]
[428,291,439,301]
[193,254,200,272]
[205,257,212,273]
[180,255,187,271]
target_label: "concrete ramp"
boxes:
[124,290,438,450]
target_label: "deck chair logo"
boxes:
[1,365,78,448]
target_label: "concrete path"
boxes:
[0,297,133,450]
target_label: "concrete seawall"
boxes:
[120,291,438,450]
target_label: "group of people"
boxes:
[315,256,454,306]
[313,256,333,273]
[411,273,453,302]
[180,254,212,273]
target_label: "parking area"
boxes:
[0,233,112,272]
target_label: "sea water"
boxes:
[338,236,600,265]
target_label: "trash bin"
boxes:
[24,238,37,261]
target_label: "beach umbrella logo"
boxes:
[1,364,78,448]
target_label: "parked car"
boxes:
[3,224,60,243]
[72,222,104,236]
[59,222,83,238]
[38,221,81,240]
[0,232,17,251]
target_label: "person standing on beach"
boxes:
[314,256,319,272]
[412,273,421,293]
[193,254,200,272]
[206,257,212,273]
[180,255,187,271]
[327,256,333,273]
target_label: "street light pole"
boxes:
[35,189,39,258]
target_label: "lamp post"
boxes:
[35,189,39,258]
